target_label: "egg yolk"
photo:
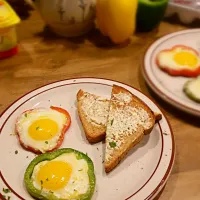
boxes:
[173,51,198,68]
[37,161,72,190]
[28,118,59,140]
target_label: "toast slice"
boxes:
[77,90,110,143]
[105,85,160,173]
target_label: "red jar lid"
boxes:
[0,46,18,59]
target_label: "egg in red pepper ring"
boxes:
[156,45,200,77]
[15,106,71,154]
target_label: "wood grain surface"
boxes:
[0,11,200,200]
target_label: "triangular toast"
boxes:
[105,85,158,173]
[77,89,110,143]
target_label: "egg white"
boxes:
[16,108,67,153]
[157,47,200,70]
[32,153,89,199]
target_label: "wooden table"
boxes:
[0,11,200,200]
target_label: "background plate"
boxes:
[0,78,175,200]
[142,29,200,117]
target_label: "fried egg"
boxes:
[156,45,200,75]
[24,149,95,200]
[16,107,71,153]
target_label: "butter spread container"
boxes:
[0,0,20,59]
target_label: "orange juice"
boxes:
[0,0,20,59]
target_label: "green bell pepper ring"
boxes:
[24,148,96,200]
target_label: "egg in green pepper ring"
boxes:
[24,148,96,200]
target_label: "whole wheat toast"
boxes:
[105,85,160,173]
[77,90,110,143]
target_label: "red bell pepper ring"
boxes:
[156,45,200,77]
[15,106,71,154]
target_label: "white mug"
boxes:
[25,0,96,37]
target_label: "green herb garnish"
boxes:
[25,113,27,117]
[163,132,168,135]
[36,126,40,130]
[40,180,43,185]
[15,150,18,155]
[111,119,114,126]
[109,141,116,148]
[3,188,11,193]
[45,141,48,144]
[78,169,83,171]
[46,178,49,181]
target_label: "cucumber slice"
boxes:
[183,76,200,103]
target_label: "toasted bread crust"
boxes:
[105,85,158,173]
[77,90,108,143]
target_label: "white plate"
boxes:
[142,29,200,117]
[0,78,175,200]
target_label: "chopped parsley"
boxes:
[46,178,49,181]
[3,188,11,193]
[15,150,18,155]
[109,141,116,148]
[78,169,83,171]
[8,197,11,200]
[36,126,40,130]
[45,141,48,144]
[25,113,28,118]
[163,132,168,135]
[40,180,43,185]
[111,119,114,126]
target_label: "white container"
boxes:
[165,0,200,24]
[25,0,96,37]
